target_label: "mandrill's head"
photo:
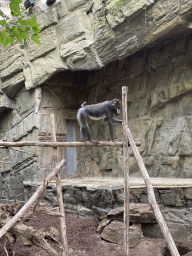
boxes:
[112,99,121,116]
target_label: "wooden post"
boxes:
[126,126,180,256]
[0,141,141,148]
[50,114,69,256]
[0,159,66,239]
[122,86,129,256]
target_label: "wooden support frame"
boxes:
[0,159,66,240]
[122,86,180,256]
[0,87,180,256]
[50,114,69,256]
[126,125,180,256]
[122,86,129,256]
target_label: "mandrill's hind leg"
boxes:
[80,127,85,142]
[84,124,99,144]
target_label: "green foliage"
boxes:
[10,0,22,17]
[108,0,124,23]
[0,0,41,48]
[108,0,124,9]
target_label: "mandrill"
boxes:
[77,99,122,144]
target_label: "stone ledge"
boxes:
[57,177,192,188]
[24,177,192,190]
[24,177,192,218]
[0,94,14,113]
[23,177,192,243]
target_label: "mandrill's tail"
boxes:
[81,102,86,108]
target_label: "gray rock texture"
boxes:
[107,203,156,223]
[0,0,192,94]
[100,221,143,247]
[23,178,192,243]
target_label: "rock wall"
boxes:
[0,73,79,203]
[1,31,192,203]
[1,0,192,95]
[0,88,38,202]
[75,31,192,178]
[24,180,192,243]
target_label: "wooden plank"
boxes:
[0,141,141,147]
[122,86,129,256]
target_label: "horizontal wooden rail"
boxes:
[0,141,141,147]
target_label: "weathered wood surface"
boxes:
[26,177,192,188]
[0,141,140,147]
[0,159,66,240]
[50,114,69,256]
[122,86,129,256]
[126,126,180,256]
[0,202,63,256]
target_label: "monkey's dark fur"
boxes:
[77,99,122,144]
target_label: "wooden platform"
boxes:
[52,177,192,189]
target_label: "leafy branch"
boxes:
[0,0,41,48]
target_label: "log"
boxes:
[126,126,180,256]
[0,159,66,240]
[122,86,129,256]
[0,141,141,147]
[50,114,69,256]
[0,215,63,256]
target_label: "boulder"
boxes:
[97,218,111,234]
[142,222,191,243]
[100,221,143,247]
[107,203,156,223]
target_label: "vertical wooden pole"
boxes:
[125,126,180,256]
[122,86,129,256]
[50,114,69,256]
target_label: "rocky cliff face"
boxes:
[75,31,192,178]
[127,33,192,179]
[1,0,192,95]
[1,0,192,201]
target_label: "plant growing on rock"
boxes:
[108,0,124,9]
[108,0,125,23]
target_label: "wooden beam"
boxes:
[50,114,69,256]
[0,141,141,147]
[122,86,129,256]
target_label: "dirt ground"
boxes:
[0,213,191,256]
